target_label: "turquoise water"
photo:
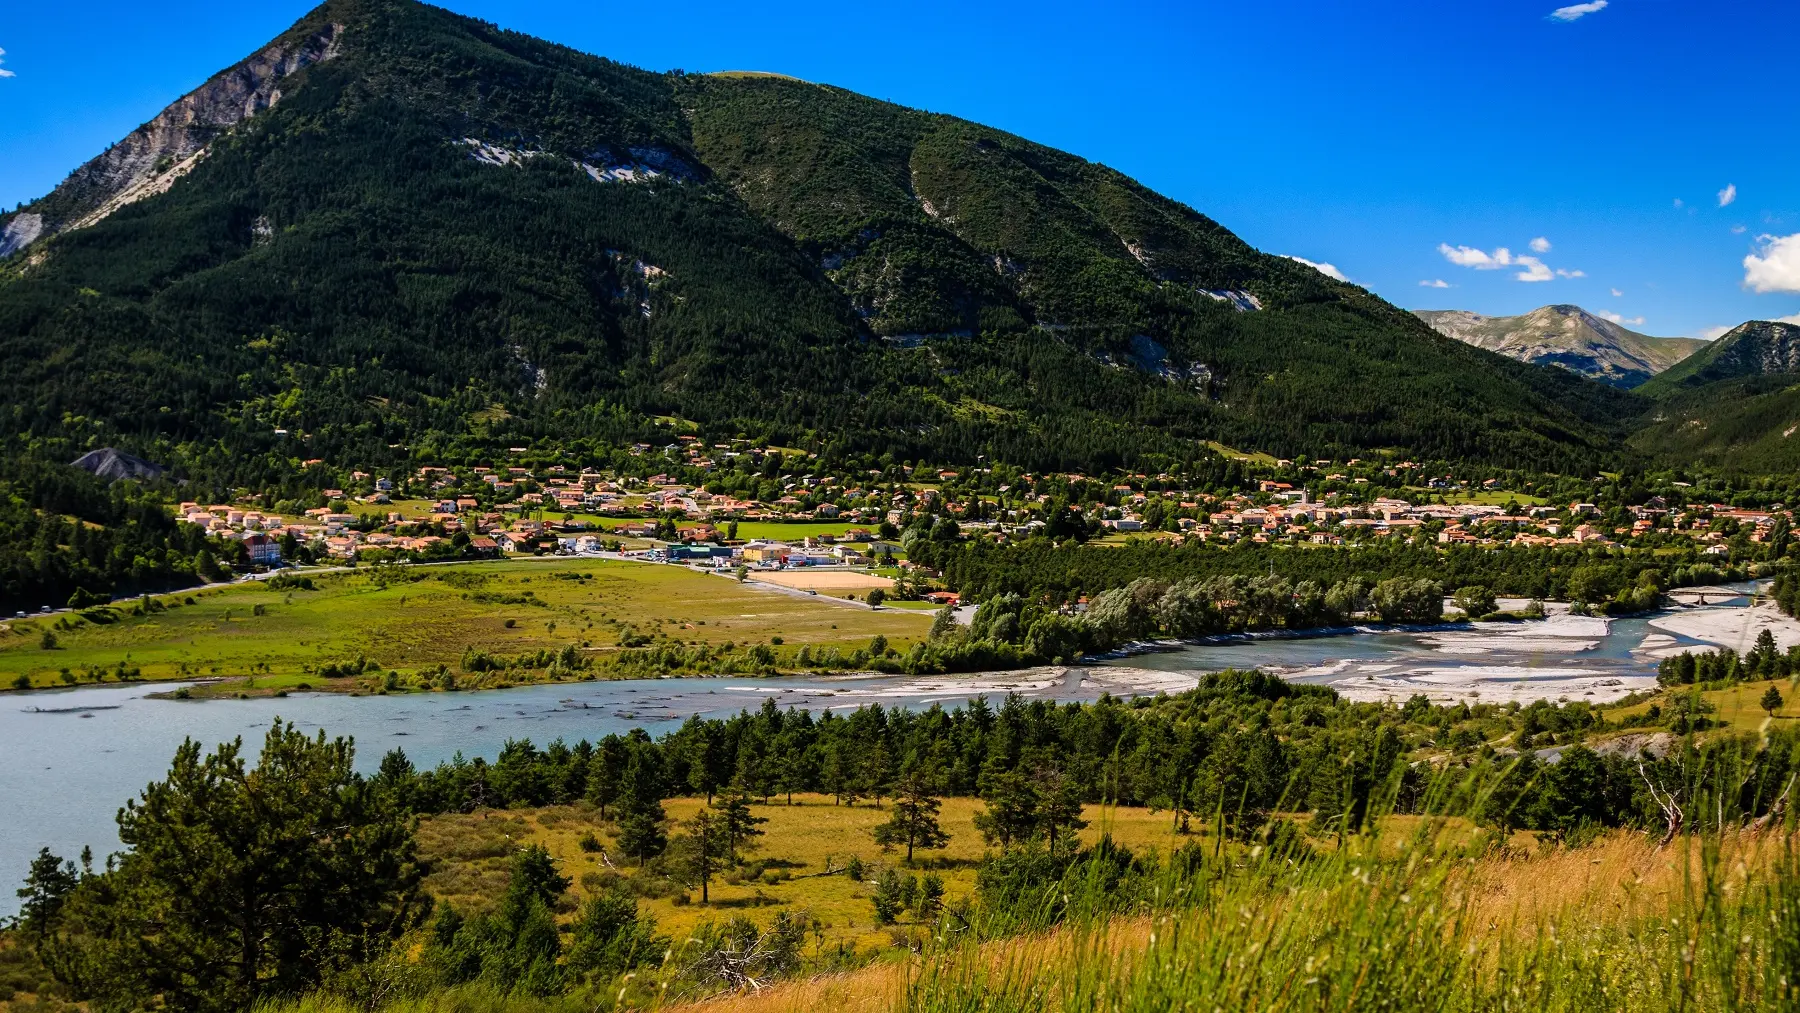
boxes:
[0,669,1095,915]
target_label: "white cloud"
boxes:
[1777,312,1800,326]
[1529,237,1552,253]
[1596,311,1646,326]
[1744,233,1800,294]
[1699,325,1734,341]
[1673,198,1684,209]
[1514,256,1554,282]
[1283,255,1348,283]
[1610,288,1624,297]
[1419,279,1452,289]
[1438,242,1578,282]
[1732,225,1747,235]
[1439,244,1514,269]
[0,47,12,79]
[1718,184,1737,208]
[1550,1,1608,20]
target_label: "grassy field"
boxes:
[419,795,1188,956]
[415,798,1540,960]
[1607,675,1800,732]
[1406,487,1548,506]
[0,560,927,693]
[686,829,1788,1013]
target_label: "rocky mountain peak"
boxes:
[1413,304,1703,389]
[0,21,344,257]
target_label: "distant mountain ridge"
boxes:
[1413,305,1705,389]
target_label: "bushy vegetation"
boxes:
[912,536,1733,610]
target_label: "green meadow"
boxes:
[0,559,927,692]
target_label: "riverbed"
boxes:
[1099,596,1787,707]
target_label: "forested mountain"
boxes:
[1630,321,1800,471]
[0,0,1640,482]
[1413,305,1703,390]
[1636,320,1800,395]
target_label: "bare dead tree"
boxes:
[1639,759,1685,847]
[1751,773,1797,834]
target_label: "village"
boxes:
[163,438,1788,585]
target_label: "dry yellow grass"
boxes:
[418,796,1186,954]
[412,795,1800,1013]
[660,829,1800,1013]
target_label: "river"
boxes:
[0,592,1773,916]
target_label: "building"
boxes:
[242,532,281,565]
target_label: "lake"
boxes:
[0,667,1124,915]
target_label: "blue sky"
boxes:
[3,0,1797,338]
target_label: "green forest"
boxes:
[0,0,1646,495]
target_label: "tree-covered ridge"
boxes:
[1637,320,1800,396]
[0,0,1649,483]
[1625,322,1800,471]
[0,459,227,613]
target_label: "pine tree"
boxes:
[972,771,1040,850]
[873,775,951,862]
[709,782,767,864]
[1034,766,1089,854]
[34,721,423,1012]
[615,752,668,866]
[678,810,725,903]
[1762,684,1784,718]
[14,848,79,944]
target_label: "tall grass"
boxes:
[900,759,1800,1013]
[259,751,1800,1013]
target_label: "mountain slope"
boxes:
[1414,305,1704,389]
[1629,321,1800,470]
[0,0,1638,481]
[1636,320,1800,395]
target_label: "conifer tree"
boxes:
[873,775,952,862]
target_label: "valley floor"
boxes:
[0,559,927,695]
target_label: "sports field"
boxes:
[752,570,896,592]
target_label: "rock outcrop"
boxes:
[0,21,343,258]
[71,448,166,482]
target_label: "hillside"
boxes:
[1636,319,1800,394]
[0,0,1638,482]
[1630,320,1800,469]
[1413,304,1704,389]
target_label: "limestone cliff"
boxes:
[0,21,343,258]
